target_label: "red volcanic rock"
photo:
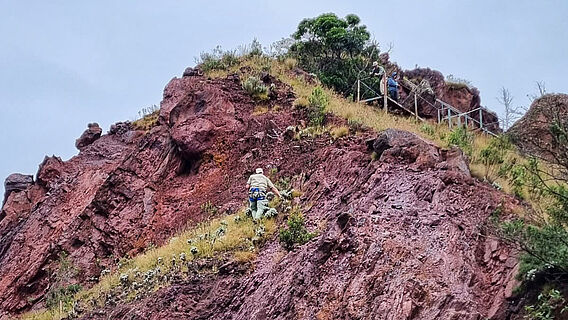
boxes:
[400,68,500,133]
[75,123,103,150]
[171,118,216,157]
[1,174,40,224]
[80,129,519,320]
[508,93,568,161]
[371,128,441,170]
[165,79,241,159]
[3,174,33,199]
[1,71,517,319]
[36,156,64,189]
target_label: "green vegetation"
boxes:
[347,118,363,132]
[496,122,568,280]
[200,201,219,216]
[45,284,81,310]
[279,210,316,250]
[22,211,277,320]
[524,288,567,320]
[445,74,473,90]
[289,13,380,95]
[419,123,435,137]
[46,252,80,310]
[447,126,474,156]
[197,46,240,72]
[476,135,512,183]
[490,119,568,313]
[306,87,329,126]
[242,76,269,101]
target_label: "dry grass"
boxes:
[293,97,309,108]
[21,210,276,320]
[330,126,349,139]
[132,111,159,131]
[283,57,298,70]
[20,310,64,320]
[215,57,548,205]
[234,250,257,263]
[252,106,269,115]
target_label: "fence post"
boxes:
[357,79,360,103]
[479,108,483,132]
[448,108,452,129]
[437,108,440,124]
[414,93,418,120]
[383,76,388,111]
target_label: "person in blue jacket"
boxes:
[388,72,399,102]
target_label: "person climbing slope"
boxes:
[246,168,281,220]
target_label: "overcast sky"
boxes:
[1,0,567,197]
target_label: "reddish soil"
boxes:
[1,71,520,319]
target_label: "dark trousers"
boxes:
[388,89,398,102]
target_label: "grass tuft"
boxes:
[21,210,276,320]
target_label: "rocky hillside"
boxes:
[1,67,523,319]
[400,68,500,133]
[508,93,568,162]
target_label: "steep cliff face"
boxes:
[0,72,293,317]
[80,129,520,320]
[1,70,518,319]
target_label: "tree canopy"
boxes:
[290,13,379,96]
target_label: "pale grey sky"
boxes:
[1,0,567,197]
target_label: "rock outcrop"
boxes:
[80,128,519,320]
[3,174,33,202]
[400,68,500,133]
[508,93,568,162]
[75,123,103,150]
[1,174,36,222]
[1,70,518,319]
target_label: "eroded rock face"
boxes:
[79,126,519,320]
[36,156,64,189]
[1,71,517,319]
[508,93,568,162]
[371,129,441,170]
[75,123,103,150]
[0,72,294,317]
[400,68,500,133]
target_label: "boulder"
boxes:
[109,121,132,135]
[3,173,33,206]
[4,173,33,194]
[182,67,202,77]
[371,129,440,169]
[75,123,103,150]
[370,129,471,175]
[171,118,215,158]
[163,78,241,160]
[4,173,33,193]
